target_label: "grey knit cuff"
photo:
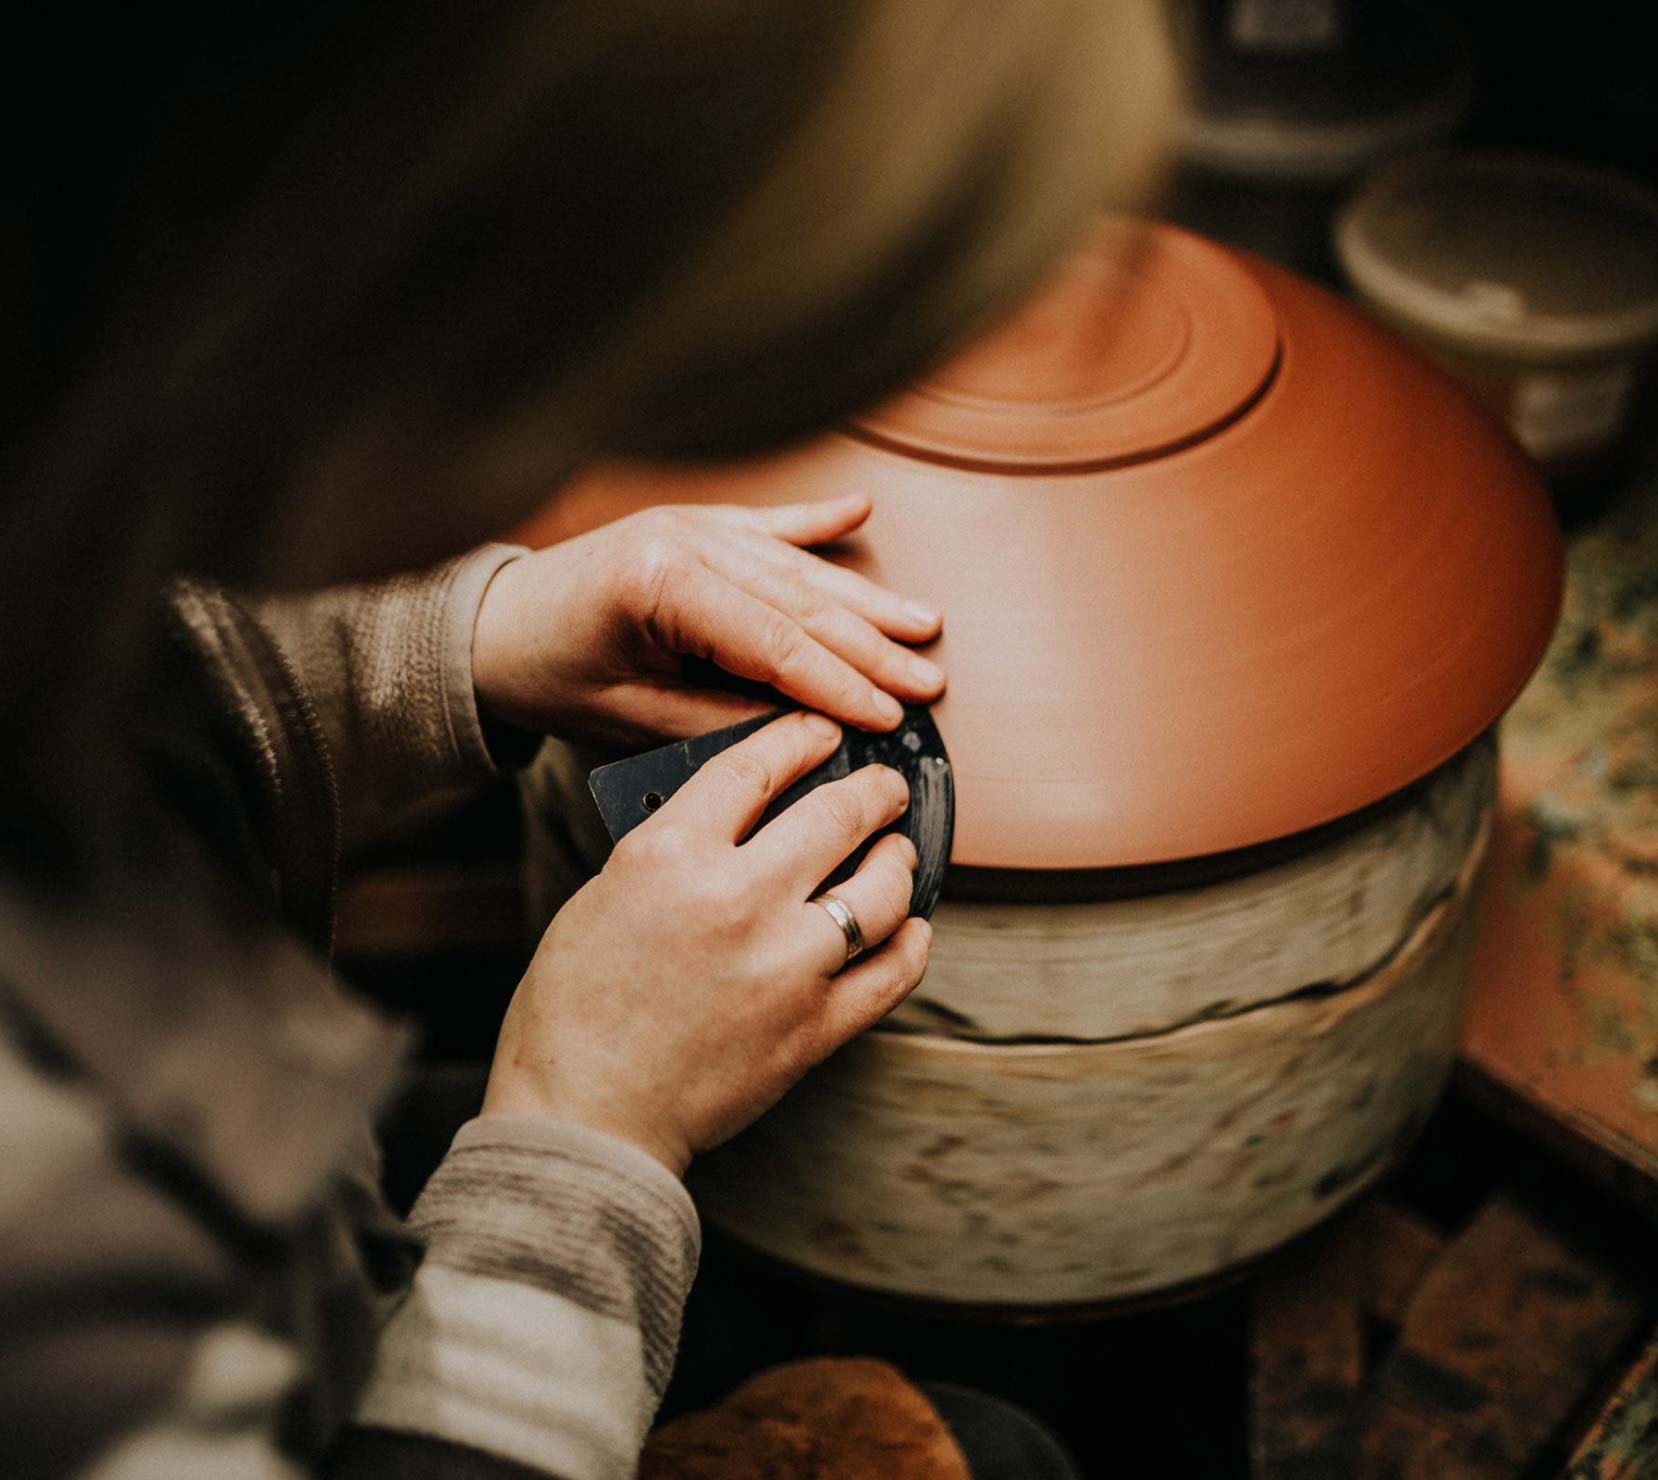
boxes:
[439,544,542,774]
[411,1115,702,1401]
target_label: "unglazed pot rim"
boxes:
[1335,150,1658,359]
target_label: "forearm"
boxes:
[0,1021,694,1480]
[339,1116,700,1480]
[245,544,538,856]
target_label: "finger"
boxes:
[698,545,944,703]
[660,709,841,842]
[655,560,902,731]
[727,492,872,547]
[749,763,910,892]
[701,512,942,641]
[798,832,919,976]
[774,542,943,641]
[801,919,934,1059]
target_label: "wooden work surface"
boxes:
[1461,476,1658,1212]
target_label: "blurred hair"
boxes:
[1,0,1172,835]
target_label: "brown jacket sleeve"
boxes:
[244,544,538,857]
[3,546,698,1480]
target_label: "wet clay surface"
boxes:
[516,220,1561,869]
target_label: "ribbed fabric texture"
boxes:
[247,544,531,853]
[352,1117,700,1479]
[411,1117,700,1401]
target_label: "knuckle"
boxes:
[862,765,908,817]
[751,939,802,991]
[608,823,648,864]
[877,859,914,919]
[637,505,688,536]
[856,963,914,1026]
[787,579,830,627]
[714,746,774,799]
[818,782,871,839]
[614,821,684,871]
[621,534,684,618]
[760,617,811,676]
[904,927,933,979]
[634,530,682,578]
[874,958,913,1003]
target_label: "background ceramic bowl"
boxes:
[1336,151,1658,487]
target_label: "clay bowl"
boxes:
[514,218,1561,872]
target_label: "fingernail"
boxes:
[897,835,919,867]
[904,601,939,629]
[914,918,933,945]
[908,654,944,689]
[803,712,840,739]
[873,688,904,725]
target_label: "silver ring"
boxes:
[810,892,864,964]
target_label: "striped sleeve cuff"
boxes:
[354,1116,700,1480]
[411,1116,699,1399]
[434,546,542,776]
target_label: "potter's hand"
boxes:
[481,711,932,1173]
[471,494,944,743]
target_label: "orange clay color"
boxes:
[513,219,1562,871]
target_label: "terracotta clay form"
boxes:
[514,220,1559,1307]
[517,219,1560,872]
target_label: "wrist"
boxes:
[471,552,542,731]
[470,554,518,721]
[480,1072,693,1178]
